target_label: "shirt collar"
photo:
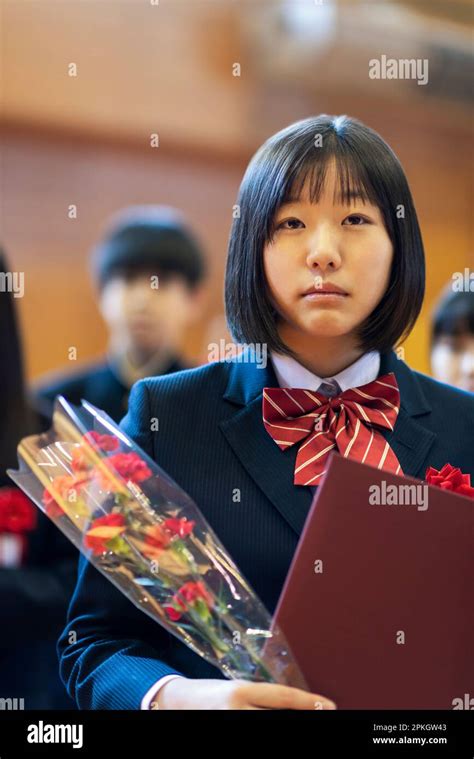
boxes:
[269,349,381,392]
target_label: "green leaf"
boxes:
[194,597,211,622]
[107,535,132,556]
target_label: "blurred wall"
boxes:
[1,0,472,379]
[1,123,242,377]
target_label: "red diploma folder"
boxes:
[271,453,474,709]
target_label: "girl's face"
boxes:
[263,160,394,351]
[431,334,474,393]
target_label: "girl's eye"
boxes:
[276,218,305,230]
[343,214,370,226]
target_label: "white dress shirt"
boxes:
[270,349,381,395]
[141,349,381,708]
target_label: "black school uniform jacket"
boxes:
[32,356,186,424]
[57,349,474,709]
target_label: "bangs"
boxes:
[284,152,379,207]
[264,138,384,240]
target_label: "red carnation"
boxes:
[42,488,64,519]
[164,517,195,538]
[425,464,474,498]
[83,431,120,452]
[0,487,37,533]
[178,581,213,606]
[89,512,126,529]
[164,580,214,622]
[163,605,182,622]
[42,472,91,518]
[71,433,120,473]
[84,512,127,555]
[95,452,152,490]
[144,524,171,550]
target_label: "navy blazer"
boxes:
[32,356,186,424]
[58,350,474,709]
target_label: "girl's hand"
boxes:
[150,677,337,710]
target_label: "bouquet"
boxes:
[7,396,307,688]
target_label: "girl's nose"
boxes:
[306,233,342,272]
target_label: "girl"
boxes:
[58,115,474,710]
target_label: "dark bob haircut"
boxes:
[225,114,425,357]
[431,287,474,346]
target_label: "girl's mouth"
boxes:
[302,281,349,298]
[303,291,349,302]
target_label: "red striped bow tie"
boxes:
[262,373,403,486]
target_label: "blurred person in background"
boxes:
[0,248,77,709]
[34,206,207,423]
[430,285,474,393]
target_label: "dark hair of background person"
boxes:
[431,288,474,347]
[90,205,207,292]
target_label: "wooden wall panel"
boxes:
[2,121,471,382]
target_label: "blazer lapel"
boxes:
[219,353,313,536]
[377,350,437,479]
[219,349,438,538]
